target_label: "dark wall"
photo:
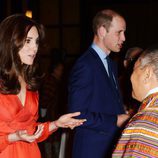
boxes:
[1,0,158,60]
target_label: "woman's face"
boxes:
[18,26,39,65]
[131,59,146,101]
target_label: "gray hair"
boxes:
[139,48,158,78]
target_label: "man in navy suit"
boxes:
[68,9,130,158]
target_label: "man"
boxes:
[68,9,130,158]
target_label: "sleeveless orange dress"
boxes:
[0,90,52,158]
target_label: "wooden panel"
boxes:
[63,27,80,55]
[44,28,60,51]
[62,0,80,24]
[39,0,59,25]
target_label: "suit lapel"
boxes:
[90,48,121,98]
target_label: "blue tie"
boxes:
[106,56,115,87]
[106,56,121,102]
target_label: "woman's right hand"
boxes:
[53,112,87,130]
[8,124,44,143]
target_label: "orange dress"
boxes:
[0,90,52,158]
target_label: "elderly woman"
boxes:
[112,46,158,157]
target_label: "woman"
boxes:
[0,14,86,158]
[112,46,158,157]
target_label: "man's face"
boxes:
[103,16,126,53]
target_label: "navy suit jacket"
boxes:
[68,47,125,158]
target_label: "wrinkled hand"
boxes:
[16,124,44,142]
[55,112,86,129]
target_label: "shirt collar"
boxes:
[91,43,108,60]
[145,87,158,98]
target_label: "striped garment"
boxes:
[112,92,158,158]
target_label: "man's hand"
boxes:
[117,114,130,127]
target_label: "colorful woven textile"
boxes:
[112,92,158,158]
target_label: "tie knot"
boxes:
[106,56,111,64]
[105,55,110,60]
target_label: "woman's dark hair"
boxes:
[0,14,45,94]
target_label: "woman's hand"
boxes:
[50,112,87,131]
[8,124,44,143]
